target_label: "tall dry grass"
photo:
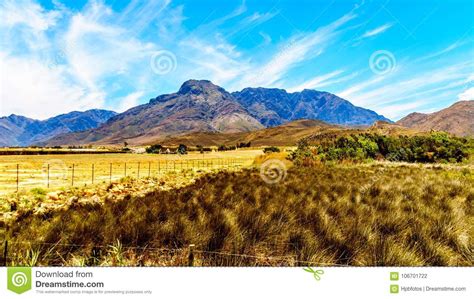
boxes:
[2,163,473,266]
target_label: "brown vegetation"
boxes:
[2,162,473,266]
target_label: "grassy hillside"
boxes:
[140,119,335,147]
[3,162,473,266]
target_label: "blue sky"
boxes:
[0,0,473,120]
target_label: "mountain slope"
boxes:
[45,80,264,146]
[396,101,474,136]
[44,79,391,146]
[145,119,337,147]
[0,109,117,146]
[232,88,391,126]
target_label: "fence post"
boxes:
[92,164,95,184]
[2,223,8,267]
[47,163,50,188]
[137,162,140,178]
[124,163,127,177]
[188,244,195,266]
[71,164,75,187]
[158,161,161,174]
[16,164,19,192]
[148,162,151,177]
[109,163,112,183]
[2,239,7,267]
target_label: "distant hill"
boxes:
[0,109,117,147]
[149,119,337,147]
[396,101,474,136]
[43,80,390,146]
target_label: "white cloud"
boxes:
[361,23,392,38]
[0,52,105,119]
[118,0,171,35]
[179,37,250,85]
[235,13,356,88]
[287,70,345,92]
[115,91,144,112]
[377,100,427,119]
[336,61,473,110]
[0,0,59,31]
[64,4,155,89]
[0,0,61,52]
[259,31,272,45]
[457,87,474,101]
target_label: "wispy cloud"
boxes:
[361,23,392,38]
[115,91,144,112]
[234,13,357,88]
[0,0,472,121]
[457,87,474,101]
[287,70,345,92]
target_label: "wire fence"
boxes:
[1,240,351,267]
[0,158,251,194]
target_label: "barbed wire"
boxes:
[0,157,251,193]
[3,240,351,267]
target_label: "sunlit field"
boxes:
[1,160,472,267]
[0,149,263,194]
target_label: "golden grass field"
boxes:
[0,149,264,194]
[0,146,472,267]
[1,160,472,266]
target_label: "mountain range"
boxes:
[396,100,474,137]
[2,80,471,147]
[40,80,390,146]
[232,87,390,127]
[0,109,117,146]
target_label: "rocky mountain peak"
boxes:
[178,79,225,95]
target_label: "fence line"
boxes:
[2,240,350,267]
[0,158,250,194]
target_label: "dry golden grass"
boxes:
[0,150,262,194]
[2,162,472,266]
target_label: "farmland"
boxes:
[0,140,473,267]
[0,149,264,194]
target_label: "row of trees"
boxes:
[291,132,473,164]
[145,142,252,154]
[146,144,188,154]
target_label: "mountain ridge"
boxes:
[42,79,391,146]
[396,100,474,136]
[0,109,117,146]
[231,87,391,127]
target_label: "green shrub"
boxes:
[291,132,472,164]
[263,146,280,153]
[146,144,162,154]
